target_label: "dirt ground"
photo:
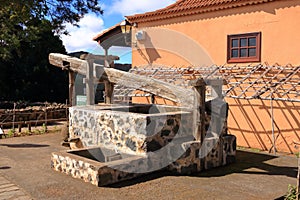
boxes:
[0,130,298,200]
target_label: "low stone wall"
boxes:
[0,103,67,126]
[69,105,194,155]
[51,152,100,186]
[51,135,236,186]
[51,148,146,186]
[168,135,236,174]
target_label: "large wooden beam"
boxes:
[49,53,88,75]
[49,53,194,107]
[80,53,120,61]
[98,67,194,107]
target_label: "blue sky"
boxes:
[60,0,176,63]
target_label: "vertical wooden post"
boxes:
[28,124,31,132]
[151,94,155,104]
[104,48,110,68]
[189,78,206,143]
[86,60,95,105]
[44,106,48,132]
[12,103,16,130]
[68,71,76,106]
[104,48,114,104]
[104,82,114,104]
[199,84,206,144]
[18,123,22,133]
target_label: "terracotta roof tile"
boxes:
[126,0,280,23]
[93,22,122,41]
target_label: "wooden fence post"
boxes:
[44,108,48,132]
[12,103,16,130]
[28,123,31,132]
[18,123,22,133]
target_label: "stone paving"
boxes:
[0,175,32,200]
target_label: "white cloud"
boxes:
[60,14,105,53]
[109,0,176,16]
[59,1,177,53]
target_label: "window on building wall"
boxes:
[227,32,261,63]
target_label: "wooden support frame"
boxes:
[49,53,194,107]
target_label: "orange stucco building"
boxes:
[127,0,300,66]
[124,0,300,154]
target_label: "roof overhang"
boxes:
[93,21,131,49]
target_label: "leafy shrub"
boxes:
[285,184,298,200]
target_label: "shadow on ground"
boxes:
[197,150,297,178]
[0,166,11,170]
[107,150,298,188]
[0,143,49,148]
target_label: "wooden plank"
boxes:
[0,122,24,126]
[24,118,67,125]
[80,53,119,61]
[49,53,194,107]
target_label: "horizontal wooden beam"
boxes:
[49,53,88,74]
[49,53,194,107]
[99,67,194,106]
[0,118,67,127]
[80,53,120,61]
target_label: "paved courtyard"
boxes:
[0,132,298,200]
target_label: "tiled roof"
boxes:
[126,0,279,23]
[93,22,121,41]
[92,21,131,48]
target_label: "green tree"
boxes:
[0,0,103,102]
[0,0,103,60]
[0,20,68,102]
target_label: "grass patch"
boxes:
[284,184,298,200]
[6,129,15,138]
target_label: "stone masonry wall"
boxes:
[168,135,236,174]
[69,106,194,155]
[51,135,236,186]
